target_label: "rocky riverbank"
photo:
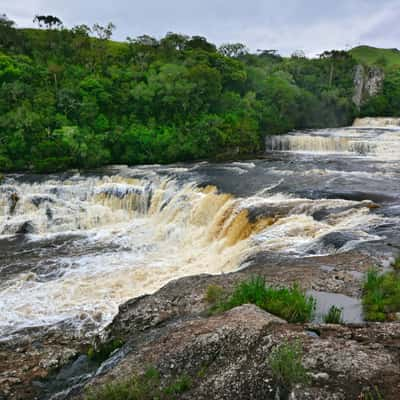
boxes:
[2,250,400,400]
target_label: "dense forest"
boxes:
[0,14,398,172]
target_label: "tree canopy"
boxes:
[0,15,393,173]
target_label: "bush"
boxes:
[393,257,400,271]
[204,284,224,304]
[85,368,192,400]
[323,305,343,324]
[362,269,400,321]
[87,339,124,363]
[268,340,309,393]
[215,276,316,323]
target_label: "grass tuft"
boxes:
[362,269,400,322]
[204,284,225,304]
[392,257,400,271]
[213,276,315,323]
[361,386,384,400]
[268,340,309,392]
[323,305,343,324]
[87,339,124,363]
[85,368,191,400]
[163,374,192,396]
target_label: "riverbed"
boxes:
[1,123,399,339]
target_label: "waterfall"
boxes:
[353,117,400,127]
[0,171,390,338]
[265,126,400,159]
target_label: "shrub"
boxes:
[204,284,224,304]
[362,269,400,321]
[85,368,192,400]
[87,338,124,363]
[268,340,309,392]
[393,257,400,270]
[323,305,343,324]
[215,276,315,323]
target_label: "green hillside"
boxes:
[350,45,400,69]
[1,14,400,173]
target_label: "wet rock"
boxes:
[306,231,359,254]
[2,220,36,235]
[16,221,35,235]
[9,192,19,214]
[30,195,55,208]
[0,325,87,400]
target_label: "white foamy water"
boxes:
[0,171,391,338]
[265,124,400,160]
[1,120,399,338]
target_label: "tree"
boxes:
[186,36,216,52]
[218,43,248,58]
[33,15,63,29]
[0,14,23,52]
[161,32,189,50]
[291,50,306,59]
[92,22,115,40]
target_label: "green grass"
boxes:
[350,45,400,70]
[212,276,316,323]
[268,340,309,392]
[163,375,192,396]
[361,386,384,400]
[392,257,400,271]
[87,339,124,363]
[85,368,191,400]
[323,305,343,324]
[362,269,400,321]
[204,284,225,304]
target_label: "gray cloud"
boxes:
[2,0,399,55]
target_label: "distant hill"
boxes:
[349,46,400,69]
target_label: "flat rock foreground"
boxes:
[1,251,400,400]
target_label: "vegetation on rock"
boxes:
[87,338,124,363]
[392,257,400,271]
[204,284,225,304]
[362,269,400,322]
[84,367,191,400]
[268,340,309,394]
[323,305,343,324]
[209,276,316,323]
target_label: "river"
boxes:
[1,121,399,339]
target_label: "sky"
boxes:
[2,0,400,56]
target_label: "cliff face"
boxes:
[353,64,385,107]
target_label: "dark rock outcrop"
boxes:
[353,65,384,108]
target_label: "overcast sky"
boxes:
[2,0,399,55]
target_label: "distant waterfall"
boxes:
[265,125,400,159]
[353,117,400,127]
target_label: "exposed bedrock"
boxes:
[2,250,399,400]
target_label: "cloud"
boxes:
[2,0,399,55]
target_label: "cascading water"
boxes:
[265,119,400,159]
[1,118,399,340]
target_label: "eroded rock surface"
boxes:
[1,251,398,400]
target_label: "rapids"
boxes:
[0,121,399,338]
